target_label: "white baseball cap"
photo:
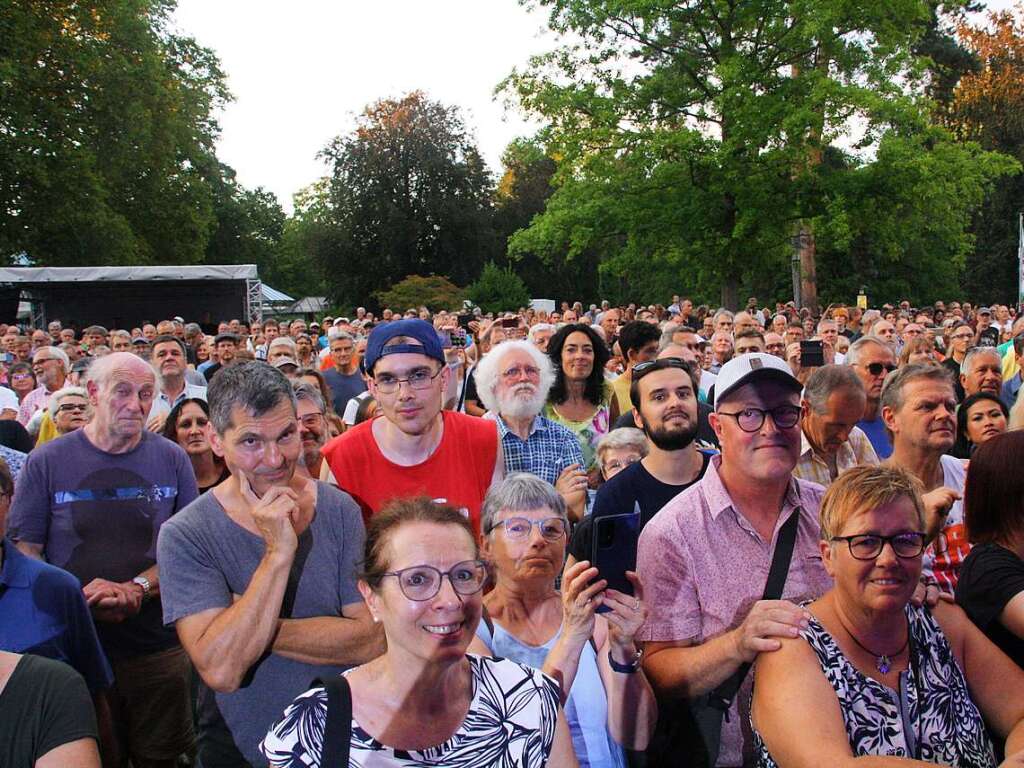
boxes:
[714,352,802,409]
[0,386,19,416]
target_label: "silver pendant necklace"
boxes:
[844,618,910,674]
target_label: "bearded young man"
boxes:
[474,340,588,519]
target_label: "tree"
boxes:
[502,0,1011,308]
[311,91,499,309]
[0,0,230,265]
[374,274,465,313]
[944,5,1024,303]
[465,261,532,314]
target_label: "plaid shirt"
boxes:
[486,412,585,486]
[793,426,879,487]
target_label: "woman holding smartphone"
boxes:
[470,473,657,768]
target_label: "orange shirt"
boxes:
[321,410,498,536]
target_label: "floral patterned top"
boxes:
[260,654,561,767]
[544,386,612,471]
[753,604,995,767]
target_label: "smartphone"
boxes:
[437,330,453,349]
[591,506,641,613]
[457,314,473,330]
[500,317,520,329]
[800,340,825,367]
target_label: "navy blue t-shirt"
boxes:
[7,429,198,661]
[568,451,713,562]
[322,368,367,416]
[0,538,112,692]
[857,415,893,460]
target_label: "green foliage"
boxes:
[374,274,465,312]
[501,0,1013,307]
[0,0,230,265]
[309,91,500,309]
[465,262,532,314]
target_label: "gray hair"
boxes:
[845,335,891,366]
[713,309,734,323]
[33,345,70,372]
[802,365,864,414]
[879,363,954,417]
[268,336,297,354]
[109,329,131,344]
[596,427,649,469]
[481,472,567,536]
[961,346,1002,376]
[527,323,555,342]
[208,361,297,434]
[291,379,325,414]
[86,351,154,391]
[328,328,353,342]
[48,385,88,416]
[184,322,203,339]
[474,340,555,413]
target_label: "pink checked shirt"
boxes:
[637,455,832,767]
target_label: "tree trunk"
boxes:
[798,222,818,314]
[721,273,740,311]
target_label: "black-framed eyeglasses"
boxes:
[863,362,897,377]
[378,559,489,601]
[717,405,801,432]
[830,532,926,560]
[488,516,567,541]
[633,357,692,381]
[373,366,443,394]
[57,403,89,413]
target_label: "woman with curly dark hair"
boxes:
[544,323,618,471]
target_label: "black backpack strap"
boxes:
[316,675,352,767]
[706,508,801,712]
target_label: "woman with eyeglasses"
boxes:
[48,386,90,435]
[161,398,229,493]
[470,474,656,768]
[262,496,577,767]
[943,321,975,402]
[8,362,35,405]
[545,324,619,474]
[751,465,1024,767]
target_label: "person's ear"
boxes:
[820,538,837,579]
[208,429,226,459]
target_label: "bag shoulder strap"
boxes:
[707,508,801,711]
[317,675,352,767]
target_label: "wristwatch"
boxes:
[131,575,152,602]
[608,647,644,674]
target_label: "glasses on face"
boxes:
[373,366,442,394]
[863,362,897,377]
[717,404,801,432]
[501,365,541,381]
[489,516,568,541]
[831,532,926,560]
[57,403,88,413]
[11,373,32,381]
[604,455,641,473]
[378,559,489,601]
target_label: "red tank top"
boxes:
[321,410,498,536]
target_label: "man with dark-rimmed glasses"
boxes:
[636,352,831,765]
[320,319,502,536]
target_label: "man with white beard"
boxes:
[474,340,589,519]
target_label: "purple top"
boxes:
[637,455,831,767]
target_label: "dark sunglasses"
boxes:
[633,357,692,381]
[864,362,897,376]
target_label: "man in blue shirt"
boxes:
[847,335,896,459]
[1001,333,1024,408]
[474,340,587,518]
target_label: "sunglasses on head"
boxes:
[632,357,692,381]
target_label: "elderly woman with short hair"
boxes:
[595,428,649,483]
[48,386,90,435]
[752,465,1024,767]
[471,473,657,768]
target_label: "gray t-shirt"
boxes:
[157,482,365,766]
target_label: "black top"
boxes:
[0,654,97,768]
[942,356,966,402]
[568,451,713,562]
[956,542,1024,670]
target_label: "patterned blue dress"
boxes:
[753,604,995,766]
[260,654,561,767]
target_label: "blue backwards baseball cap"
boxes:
[364,319,446,375]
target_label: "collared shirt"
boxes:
[486,412,585,486]
[0,538,113,692]
[1002,373,1022,408]
[147,381,208,421]
[17,385,56,425]
[793,426,878,487]
[637,456,831,767]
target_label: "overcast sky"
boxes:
[172,0,1019,213]
[172,0,554,211]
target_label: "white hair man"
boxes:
[19,345,70,425]
[475,340,587,518]
[8,352,200,764]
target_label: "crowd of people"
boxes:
[1,294,1023,768]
